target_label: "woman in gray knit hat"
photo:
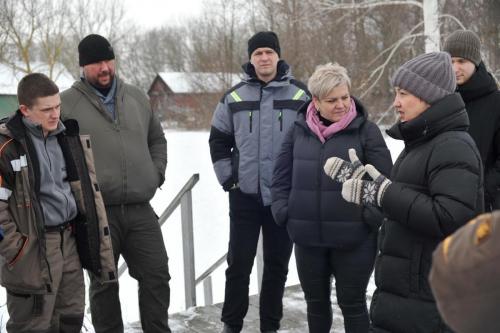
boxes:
[324,52,484,332]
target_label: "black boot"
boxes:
[222,324,240,333]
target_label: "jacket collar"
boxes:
[4,111,78,141]
[5,110,30,141]
[296,97,368,133]
[457,62,498,103]
[73,75,123,102]
[241,60,292,86]
[22,117,65,139]
[386,93,468,149]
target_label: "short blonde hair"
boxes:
[307,62,351,99]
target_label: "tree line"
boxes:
[1,0,498,126]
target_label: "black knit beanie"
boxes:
[443,30,481,66]
[247,31,281,58]
[391,52,456,105]
[78,34,115,66]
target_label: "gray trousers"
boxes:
[6,227,84,333]
[90,203,171,333]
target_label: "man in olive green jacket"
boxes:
[61,34,170,333]
[0,73,115,332]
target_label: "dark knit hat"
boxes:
[443,30,481,66]
[78,34,115,66]
[248,31,280,58]
[391,52,456,104]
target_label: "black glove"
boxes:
[222,178,239,191]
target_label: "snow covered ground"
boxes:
[0,129,404,332]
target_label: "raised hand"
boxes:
[323,148,366,183]
[341,164,391,207]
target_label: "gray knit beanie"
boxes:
[443,30,481,66]
[391,52,456,105]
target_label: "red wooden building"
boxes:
[148,72,240,129]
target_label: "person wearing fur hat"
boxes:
[209,31,310,333]
[443,29,500,211]
[325,52,484,332]
[60,34,170,332]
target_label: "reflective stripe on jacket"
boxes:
[209,60,310,205]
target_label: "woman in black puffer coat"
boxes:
[272,62,392,333]
[333,52,484,333]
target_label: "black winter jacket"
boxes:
[458,62,500,210]
[370,93,484,333]
[271,99,392,248]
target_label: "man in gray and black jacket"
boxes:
[209,31,310,333]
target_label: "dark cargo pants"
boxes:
[89,203,171,333]
[6,226,84,333]
[222,189,293,332]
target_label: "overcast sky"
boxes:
[123,0,205,29]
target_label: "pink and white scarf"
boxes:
[306,98,357,143]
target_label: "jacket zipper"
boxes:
[279,110,283,131]
[24,139,54,285]
[249,111,253,133]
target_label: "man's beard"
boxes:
[90,72,114,88]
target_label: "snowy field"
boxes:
[0,129,404,332]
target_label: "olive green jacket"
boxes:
[61,77,167,205]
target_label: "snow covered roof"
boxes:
[0,62,75,95]
[157,72,241,94]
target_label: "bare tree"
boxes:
[0,0,129,80]
[0,0,43,73]
[61,0,131,76]
[119,26,189,90]
[186,0,248,74]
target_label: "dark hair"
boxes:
[17,73,59,107]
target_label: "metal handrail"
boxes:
[117,174,200,277]
[116,173,261,309]
[195,253,227,285]
[157,174,200,226]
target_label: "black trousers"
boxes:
[222,189,293,332]
[295,233,377,333]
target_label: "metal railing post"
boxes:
[181,189,196,308]
[203,276,213,305]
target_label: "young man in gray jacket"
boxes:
[209,31,310,333]
[0,73,115,332]
[61,34,170,333]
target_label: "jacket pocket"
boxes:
[273,100,303,133]
[1,235,46,293]
[8,234,28,267]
